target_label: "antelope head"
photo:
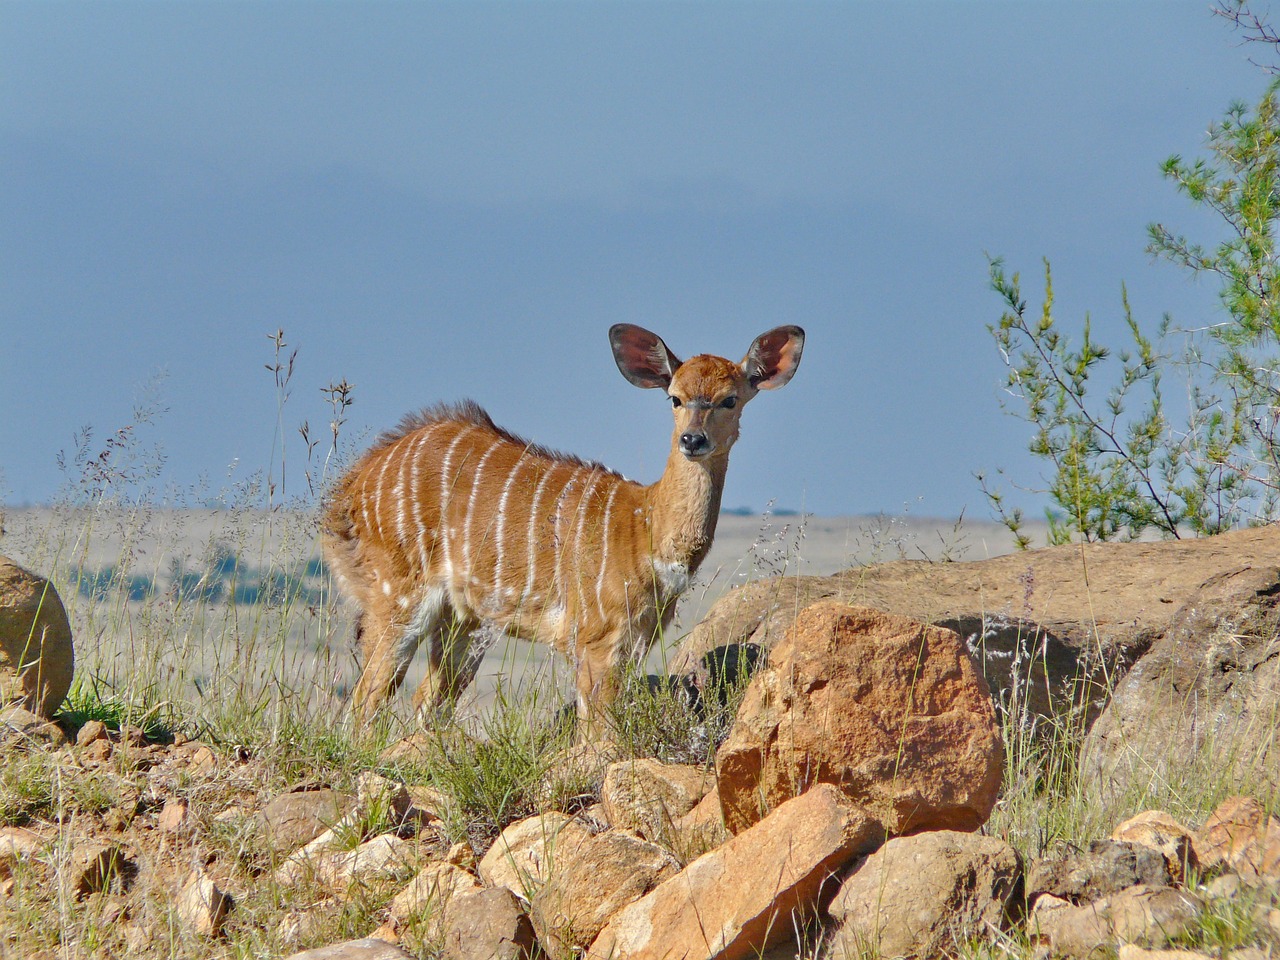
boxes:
[609,323,806,461]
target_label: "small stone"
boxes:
[66,843,132,899]
[1205,872,1244,900]
[176,870,232,938]
[354,772,414,826]
[672,787,731,858]
[0,826,42,896]
[530,829,679,956]
[1108,886,1203,945]
[0,706,68,748]
[478,813,593,901]
[119,723,147,747]
[828,830,1023,958]
[381,861,482,944]
[1031,884,1202,955]
[600,758,714,845]
[81,738,112,762]
[445,842,476,872]
[1112,811,1198,883]
[589,783,885,960]
[257,786,347,853]
[158,798,189,834]
[187,744,217,774]
[1194,796,1280,881]
[1027,840,1170,903]
[317,834,418,888]
[0,556,74,718]
[76,719,109,746]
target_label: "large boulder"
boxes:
[588,783,884,960]
[716,602,1002,835]
[1081,561,1280,803]
[0,556,74,718]
[672,526,1280,725]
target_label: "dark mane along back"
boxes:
[366,399,625,479]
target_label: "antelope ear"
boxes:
[742,326,805,390]
[609,324,682,390]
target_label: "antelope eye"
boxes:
[720,396,738,409]
[670,395,683,408]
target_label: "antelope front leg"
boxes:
[350,617,419,728]
[573,629,627,741]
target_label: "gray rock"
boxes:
[282,939,414,960]
[257,785,348,853]
[442,886,535,960]
[1028,840,1171,904]
[828,830,1023,959]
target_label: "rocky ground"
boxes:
[2,525,1278,959]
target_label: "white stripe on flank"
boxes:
[596,481,620,621]
[552,468,582,612]
[359,473,375,542]
[394,433,414,548]
[522,462,559,609]
[493,448,530,601]
[574,470,603,621]
[372,443,398,542]
[462,438,504,576]
[438,424,476,586]
[409,427,436,573]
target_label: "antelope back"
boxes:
[324,401,657,650]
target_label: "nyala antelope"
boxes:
[323,324,804,734]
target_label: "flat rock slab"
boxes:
[588,783,884,960]
[673,525,1280,721]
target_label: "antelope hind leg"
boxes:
[350,588,444,727]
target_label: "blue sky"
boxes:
[0,2,1264,517]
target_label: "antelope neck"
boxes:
[644,438,728,573]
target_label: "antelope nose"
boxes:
[680,432,710,457]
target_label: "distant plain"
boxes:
[1,507,1051,718]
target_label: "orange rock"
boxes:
[0,556,73,719]
[1194,796,1280,881]
[716,602,1002,835]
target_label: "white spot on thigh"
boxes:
[382,581,392,596]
